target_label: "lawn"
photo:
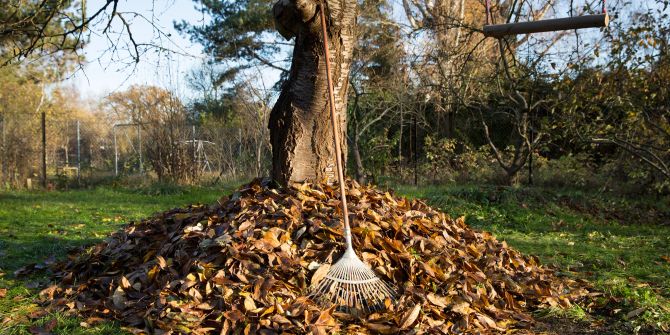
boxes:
[391,184,670,333]
[0,181,668,334]
[0,184,235,335]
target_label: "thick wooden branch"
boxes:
[484,14,609,38]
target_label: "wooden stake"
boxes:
[484,14,609,38]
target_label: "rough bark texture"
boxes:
[270,0,357,185]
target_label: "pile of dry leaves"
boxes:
[43,178,591,334]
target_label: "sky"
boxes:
[64,0,656,101]
[64,0,209,100]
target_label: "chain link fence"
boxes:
[0,113,271,189]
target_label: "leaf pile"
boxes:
[44,178,590,334]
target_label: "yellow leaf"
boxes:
[244,296,257,311]
[451,302,472,316]
[261,305,275,317]
[120,276,131,290]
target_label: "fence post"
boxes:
[113,125,118,176]
[192,125,197,175]
[41,111,47,188]
[77,120,81,183]
[413,114,418,186]
[528,114,534,186]
[1,114,5,184]
[138,124,143,173]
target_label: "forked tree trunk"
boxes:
[270,0,357,185]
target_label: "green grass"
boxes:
[1,181,669,334]
[0,184,235,334]
[391,183,670,333]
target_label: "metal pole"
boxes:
[192,125,196,162]
[137,124,143,173]
[113,125,118,176]
[77,120,81,183]
[41,111,47,188]
[1,114,5,183]
[238,128,242,156]
[413,114,418,186]
[528,115,534,185]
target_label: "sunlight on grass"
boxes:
[1,182,668,333]
[393,183,670,332]
[0,184,236,334]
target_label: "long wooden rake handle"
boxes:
[319,3,353,251]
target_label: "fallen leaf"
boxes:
[41,178,593,335]
[625,307,646,319]
[112,286,125,309]
[243,296,257,311]
[310,263,330,286]
[451,302,473,316]
[399,303,421,329]
[28,318,57,335]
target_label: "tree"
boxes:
[105,85,198,182]
[557,1,670,191]
[1,0,83,64]
[347,0,404,183]
[180,0,357,185]
[268,0,357,184]
[176,0,290,80]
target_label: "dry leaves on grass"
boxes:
[43,178,591,334]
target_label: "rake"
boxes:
[308,2,397,316]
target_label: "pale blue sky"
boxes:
[65,0,208,99]
[64,0,658,101]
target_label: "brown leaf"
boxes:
[310,263,330,286]
[426,293,449,308]
[451,302,473,316]
[399,304,422,329]
[625,307,646,319]
[243,296,257,312]
[0,288,6,298]
[364,322,399,334]
[223,309,244,322]
[156,255,167,269]
[29,318,57,335]
[13,264,36,277]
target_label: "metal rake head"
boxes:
[309,248,397,316]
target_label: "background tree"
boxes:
[347,0,404,183]
[176,0,290,81]
[105,85,198,183]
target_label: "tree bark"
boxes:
[350,134,366,184]
[270,0,357,185]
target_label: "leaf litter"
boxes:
[42,178,592,334]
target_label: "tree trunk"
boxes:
[350,134,366,184]
[270,0,357,185]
